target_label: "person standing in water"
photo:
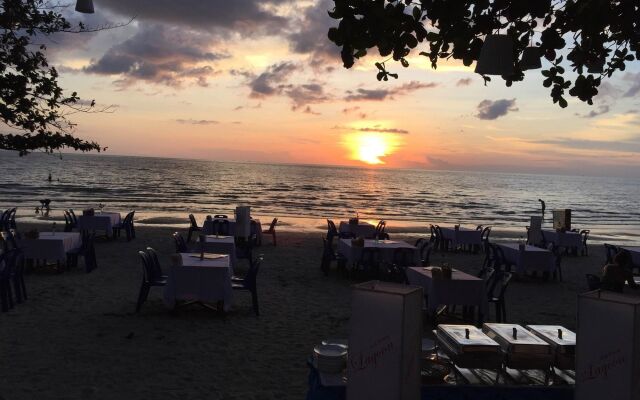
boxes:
[48,172,52,182]
[538,199,546,219]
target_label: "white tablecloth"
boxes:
[20,232,81,262]
[541,229,582,249]
[202,218,263,243]
[338,221,376,238]
[406,267,488,315]
[620,246,640,268]
[163,253,233,311]
[77,212,121,234]
[196,236,237,268]
[337,239,418,264]
[497,243,555,274]
[440,227,483,247]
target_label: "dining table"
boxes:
[197,235,237,267]
[338,221,376,238]
[202,217,263,243]
[337,239,418,265]
[439,226,483,249]
[497,243,556,275]
[77,211,122,237]
[163,253,233,311]
[541,229,582,251]
[620,246,640,269]
[406,266,488,318]
[20,231,81,263]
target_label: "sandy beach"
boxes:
[1,222,607,399]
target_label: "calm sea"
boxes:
[1,152,639,242]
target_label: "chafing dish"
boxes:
[482,323,553,371]
[435,325,503,370]
[526,325,575,370]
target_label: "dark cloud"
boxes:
[238,63,331,111]
[580,105,610,118]
[344,81,438,101]
[97,0,290,35]
[176,119,219,125]
[333,125,409,134]
[301,106,321,115]
[623,73,640,97]
[247,62,299,98]
[342,106,367,119]
[526,136,640,153]
[286,0,340,71]
[84,24,228,87]
[475,98,518,120]
[456,78,473,86]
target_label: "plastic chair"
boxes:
[0,252,14,312]
[173,232,189,253]
[585,274,601,291]
[63,211,73,232]
[487,272,513,322]
[547,243,563,281]
[262,218,278,246]
[580,230,590,256]
[8,208,17,230]
[113,211,135,240]
[326,219,338,239]
[232,256,262,316]
[67,231,97,272]
[69,209,78,228]
[418,241,432,267]
[187,214,201,242]
[135,250,167,313]
[604,243,619,264]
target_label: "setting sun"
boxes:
[344,132,398,165]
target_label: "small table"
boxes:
[197,235,237,267]
[541,230,582,251]
[497,243,555,275]
[338,221,376,238]
[620,246,640,269]
[202,218,263,243]
[440,227,483,249]
[20,232,81,262]
[163,253,233,311]
[406,267,488,317]
[337,239,418,264]
[77,211,121,237]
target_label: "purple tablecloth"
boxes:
[202,218,263,243]
[163,253,233,311]
[77,211,121,234]
[541,230,582,249]
[20,232,81,262]
[620,246,640,268]
[338,221,376,238]
[337,239,418,264]
[440,227,483,247]
[497,243,555,274]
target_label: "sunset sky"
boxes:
[46,0,640,177]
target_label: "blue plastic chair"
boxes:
[135,250,167,313]
[232,256,262,316]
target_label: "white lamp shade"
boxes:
[521,46,542,70]
[75,0,94,14]
[474,34,514,76]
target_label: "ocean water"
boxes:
[1,152,639,242]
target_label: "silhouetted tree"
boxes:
[328,0,639,107]
[0,0,117,156]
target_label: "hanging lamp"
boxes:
[474,34,514,76]
[75,0,94,14]
[521,46,542,70]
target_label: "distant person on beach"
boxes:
[538,199,545,218]
[48,173,52,182]
[601,250,638,292]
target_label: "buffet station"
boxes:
[306,282,575,400]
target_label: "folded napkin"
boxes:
[188,253,228,260]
